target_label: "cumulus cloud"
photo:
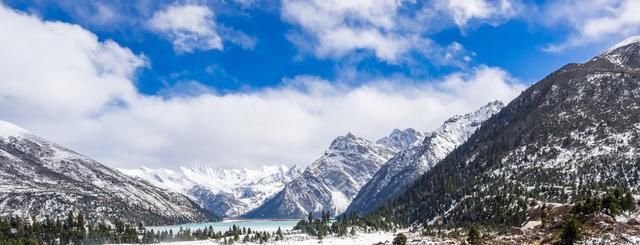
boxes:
[281,0,522,63]
[541,0,640,52]
[0,4,525,169]
[442,0,522,27]
[0,5,144,117]
[148,4,223,52]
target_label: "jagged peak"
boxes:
[475,100,505,115]
[285,164,304,177]
[0,120,29,138]
[328,132,371,151]
[331,132,357,144]
[376,128,424,151]
[442,100,503,125]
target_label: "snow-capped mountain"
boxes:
[245,133,396,218]
[383,36,640,227]
[376,128,425,152]
[0,120,217,225]
[346,101,504,215]
[120,164,303,217]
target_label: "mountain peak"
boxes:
[376,128,424,152]
[476,100,505,115]
[328,132,361,150]
[346,100,503,215]
[605,35,640,54]
[598,36,640,68]
[0,120,29,138]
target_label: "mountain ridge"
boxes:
[244,133,397,218]
[0,120,218,225]
[346,101,504,215]
[120,164,303,217]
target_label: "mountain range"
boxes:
[120,164,303,217]
[346,101,504,215]
[0,100,502,222]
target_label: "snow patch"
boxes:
[0,120,29,138]
[605,35,640,54]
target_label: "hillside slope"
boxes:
[382,36,640,227]
[0,121,218,225]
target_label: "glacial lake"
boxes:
[148,219,300,233]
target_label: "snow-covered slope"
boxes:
[346,101,504,215]
[601,35,640,67]
[120,165,303,217]
[245,133,396,218]
[0,120,217,225]
[384,36,640,227]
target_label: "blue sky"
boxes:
[0,0,638,169]
[3,0,615,94]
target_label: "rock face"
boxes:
[245,133,396,218]
[383,36,640,227]
[346,101,504,215]
[120,165,303,217]
[0,120,218,225]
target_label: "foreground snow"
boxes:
[126,231,400,245]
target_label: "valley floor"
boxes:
[123,230,402,245]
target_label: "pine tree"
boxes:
[560,217,581,245]
[392,233,407,245]
[621,192,636,212]
[466,226,481,245]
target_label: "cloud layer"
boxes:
[541,0,640,52]
[281,0,523,63]
[0,4,525,169]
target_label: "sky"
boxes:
[0,0,638,169]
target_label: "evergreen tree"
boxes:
[466,226,482,245]
[560,217,581,245]
[621,192,636,212]
[392,233,407,245]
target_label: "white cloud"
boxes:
[281,0,409,62]
[148,4,223,52]
[281,0,522,63]
[541,0,640,52]
[0,4,526,169]
[443,0,521,27]
[0,5,144,117]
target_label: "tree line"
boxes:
[0,212,285,244]
[293,210,405,240]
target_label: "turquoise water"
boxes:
[148,219,299,233]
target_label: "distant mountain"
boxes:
[120,164,303,217]
[245,133,396,218]
[381,36,640,227]
[0,120,218,225]
[346,101,504,215]
[376,128,424,152]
